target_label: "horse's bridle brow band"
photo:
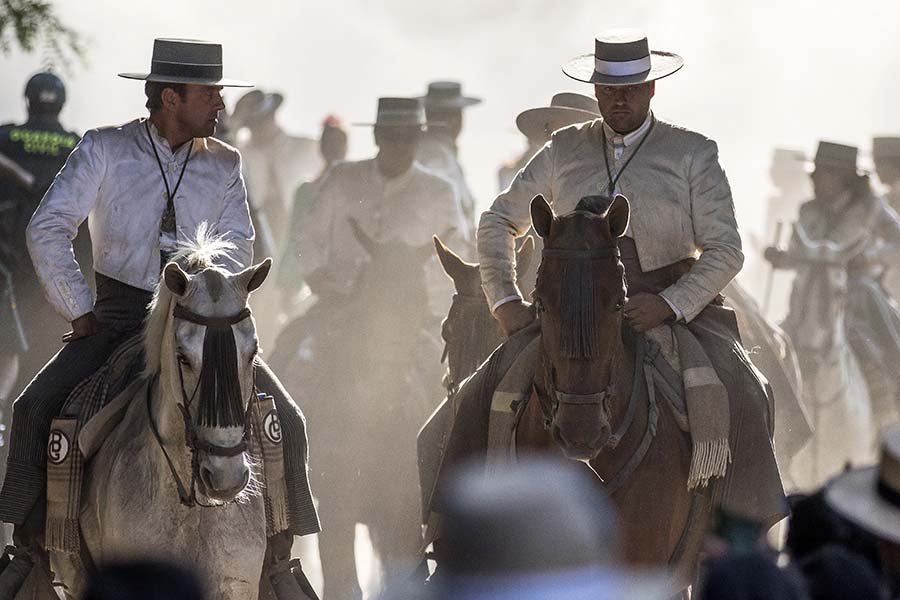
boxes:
[541,246,620,260]
[173,304,252,327]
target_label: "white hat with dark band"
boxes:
[563,29,684,86]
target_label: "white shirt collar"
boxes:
[602,111,653,148]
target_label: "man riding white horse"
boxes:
[0,38,319,593]
[477,29,785,526]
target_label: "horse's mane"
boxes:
[573,195,611,216]
[142,223,237,377]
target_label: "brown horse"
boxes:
[524,194,704,584]
[431,195,709,591]
[433,235,534,395]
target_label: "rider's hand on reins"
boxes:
[624,293,675,332]
[492,299,536,337]
[63,311,100,342]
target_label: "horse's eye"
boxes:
[177,353,191,368]
[614,299,625,311]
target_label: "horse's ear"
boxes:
[530,195,554,239]
[434,234,477,285]
[348,218,377,256]
[236,258,273,294]
[606,194,631,239]
[163,262,190,297]
[515,235,535,278]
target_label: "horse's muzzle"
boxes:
[551,420,610,461]
[198,462,251,503]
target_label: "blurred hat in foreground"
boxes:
[432,456,668,599]
[826,424,900,545]
[119,38,252,87]
[516,92,600,140]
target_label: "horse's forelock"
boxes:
[141,225,239,377]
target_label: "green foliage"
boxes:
[0,0,84,69]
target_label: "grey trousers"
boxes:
[0,274,320,536]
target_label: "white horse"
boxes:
[52,232,272,599]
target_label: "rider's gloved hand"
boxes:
[764,247,790,269]
[625,293,675,332]
[493,299,536,337]
[63,311,99,343]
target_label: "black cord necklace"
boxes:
[600,116,655,197]
[145,120,193,234]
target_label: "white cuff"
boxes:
[659,293,684,322]
[491,295,523,313]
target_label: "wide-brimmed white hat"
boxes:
[825,424,900,545]
[563,29,683,86]
[516,92,601,140]
[119,38,252,87]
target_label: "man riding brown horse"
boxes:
[465,27,785,578]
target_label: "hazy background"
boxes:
[2,0,899,302]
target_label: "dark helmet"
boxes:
[24,71,66,112]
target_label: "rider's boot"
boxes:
[261,531,320,600]
[0,506,52,597]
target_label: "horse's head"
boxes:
[160,254,271,503]
[532,194,630,461]
[434,235,535,391]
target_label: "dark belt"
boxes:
[93,272,154,332]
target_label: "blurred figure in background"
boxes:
[826,424,900,598]
[277,114,348,308]
[497,92,600,193]
[232,89,322,344]
[232,89,321,254]
[874,136,900,302]
[83,560,205,600]
[874,137,900,213]
[289,97,458,599]
[761,147,810,322]
[766,141,900,485]
[0,72,90,399]
[417,80,479,245]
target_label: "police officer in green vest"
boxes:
[0,72,90,393]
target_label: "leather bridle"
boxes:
[148,304,254,507]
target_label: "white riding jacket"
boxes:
[478,116,743,323]
[27,118,254,322]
